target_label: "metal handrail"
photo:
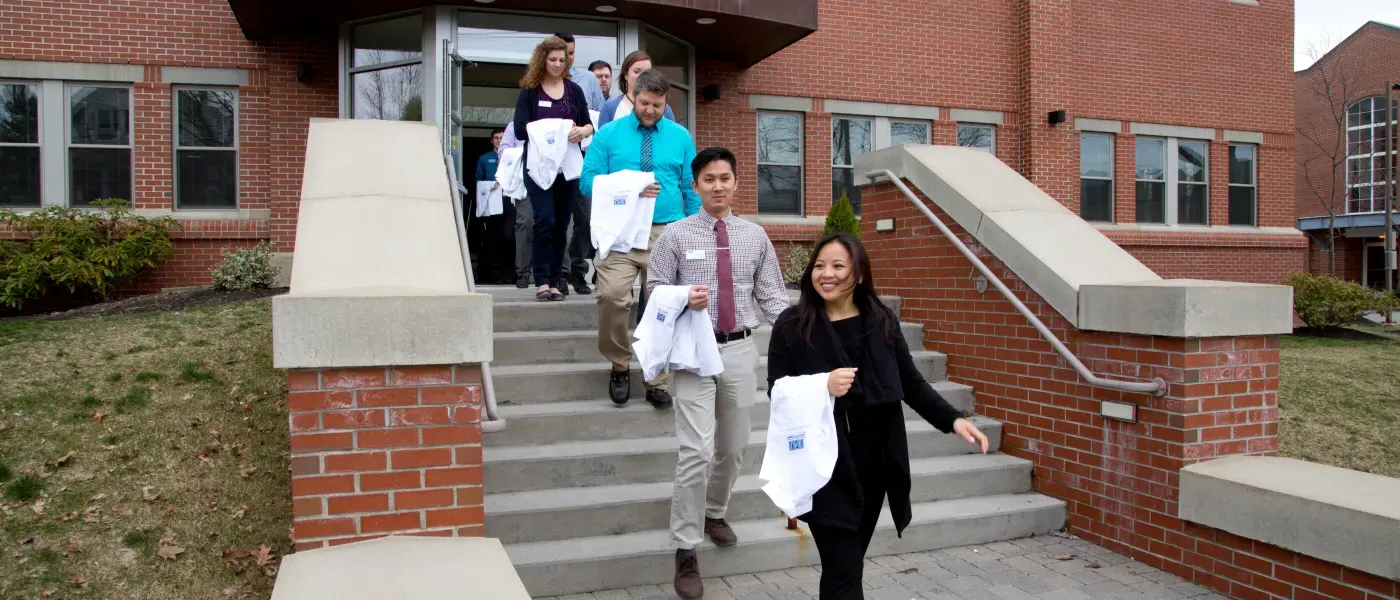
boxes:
[448,151,508,432]
[866,169,1167,397]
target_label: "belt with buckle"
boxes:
[715,328,752,345]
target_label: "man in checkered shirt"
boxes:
[646,146,789,599]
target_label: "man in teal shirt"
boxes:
[581,69,700,408]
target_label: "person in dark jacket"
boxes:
[513,35,594,301]
[766,233,989,600]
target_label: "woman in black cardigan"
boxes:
[513,36,594,301]
[767,233,990,599]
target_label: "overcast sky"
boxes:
[1295,0,1400,70]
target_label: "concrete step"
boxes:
[485,287,902,333]
[506,493,1067,597]
[490,352,948,404]
[485,453,1032,545]
[490,323,926,366]
[489,380,975,446]
[482,416,1001,494]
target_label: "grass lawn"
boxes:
[1279,323,1400,478]
[0,299,288,600]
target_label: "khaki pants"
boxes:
[594,225,672,390]
[669,337,757,549]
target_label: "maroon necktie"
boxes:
[715,219,736,334]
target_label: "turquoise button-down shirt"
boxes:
[581,113,701,224]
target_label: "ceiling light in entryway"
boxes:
[473,0,495,3]
[696,17,716,25]
[596,5,617,12]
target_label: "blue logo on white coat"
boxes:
[787,434,805,451]
[656,311,668,323]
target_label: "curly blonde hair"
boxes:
[519,36,569,90]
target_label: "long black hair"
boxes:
[795,233,899,347]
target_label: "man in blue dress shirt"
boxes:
[581,70,700,408]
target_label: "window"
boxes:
[1079,134,1113,222]
[68,85,133,207]
[829,117,929,215]
[832,117,871,214]
[1345,97,1398,214]
[642,27,693,128]
[349,14,425,121]
[1135,137,1208,225]
[0,82,41,207]
[957,124,995,154]
[175,89,238,209]
[757,112,803,214]
[1228,144,1256,226]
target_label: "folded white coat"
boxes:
[525,118,583,189]
[581,109,600,151]
[589,170,656,261]
[631,285,723,382]
[495,146,526,201]
[474,181,503,217]
[759,373,838,517]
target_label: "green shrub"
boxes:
[210,241,277,291]
[783,244,811,285]
[1289,272,1399,329]
[823,190,862,239]
[0,199,178,310]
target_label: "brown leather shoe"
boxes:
[705,517,738,547]
[674,551,703,598]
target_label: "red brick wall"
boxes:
[1102,230,1309,285]
[861,179,1395,600]
[286,365,485,551]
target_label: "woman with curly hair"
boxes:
[513,35,594,301]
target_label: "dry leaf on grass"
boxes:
[49,452,76,469]
[41,588,57,598]
[87,493,106,503]
[253,544,275,567]
[229,507,246,520]
[117,548,138,566]
[156,543,185,561]
[65,541,84,557]
[221,548,249,565]
[141,486,160,502]
[30,500,46,515]
[69,576,89,588]
[82,506,102,524]
[238,466,256,479]
[93,411,107,425]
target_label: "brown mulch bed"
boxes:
[2,287,287,322]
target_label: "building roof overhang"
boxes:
[1298,212,1400,233]
[226,0,817,67]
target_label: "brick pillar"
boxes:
[1114,133,1137,224]
[1016,0,1078,208]
[287,365,484,550]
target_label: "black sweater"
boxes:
[511,80,592,156]
[765,301,963,535]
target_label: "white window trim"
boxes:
[1344,97,1397,215]
[0,79,43,208]
[1135,136,1209,226]
[1227,143,1257,227]
[172,86,240,211]
[756,110,804,216]
[64,82,135,208]
[956,123,996,155]
[1079,133,1114,222]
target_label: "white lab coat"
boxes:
[475,181,503,217]
[495,146,526,201]
[581,110,600,151]
[759,374,837,517]
[525,118,583,189]
[589,170,656,260]
[632,285,723,382]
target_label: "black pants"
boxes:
[565,190,592,280]
[807,479,887,599]
[526,173,576,288]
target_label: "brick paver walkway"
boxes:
[539,534,1229,600]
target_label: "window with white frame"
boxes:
[957,123,995,154]
[1228,144,1256,226]
[1079,133,1113,222]
[1135,137,1208,225]
[0,82,41,207]
[349,13,425,121]
[175,88,238,209]
[1345,97,1398,214]
[831,116,929,215]
[757,112,803,215]
[68,84,133,207]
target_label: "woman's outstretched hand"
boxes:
[953,418,989,453]
[827,368,858,397]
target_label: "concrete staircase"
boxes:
[480,286,1065,597]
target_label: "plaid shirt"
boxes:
[647,210,790,330]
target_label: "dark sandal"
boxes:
[536,290,552,302]
[549,290,565,301]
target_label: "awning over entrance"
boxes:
[226,0,817,67]
[1298,212,1400,234]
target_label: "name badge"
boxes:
[685,250,705,260]
[537,100,552,108]
[612,195,628,206]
